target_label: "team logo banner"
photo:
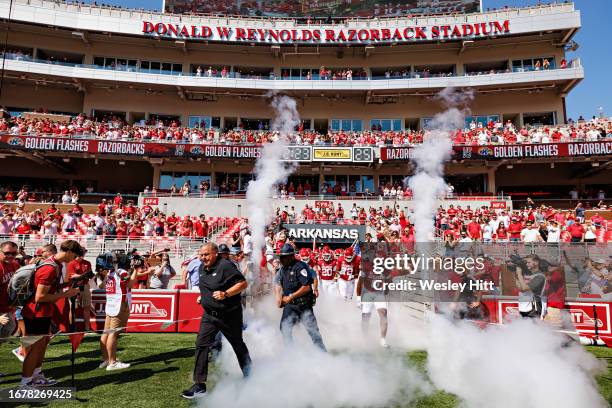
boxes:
[381,141,612,161]
[284,223,365,244]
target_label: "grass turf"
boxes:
[0,334,610,407]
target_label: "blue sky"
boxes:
[80,0,609,121]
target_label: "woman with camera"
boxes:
[97,252,137,371]
[149,253,176,290]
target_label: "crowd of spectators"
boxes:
[0,195,213,240]
[273,200,611,244]
[2,111,610,147]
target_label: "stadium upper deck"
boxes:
[0,1,606,202]
[0,0,582,129]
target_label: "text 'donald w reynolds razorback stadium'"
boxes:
[0,0,610,407]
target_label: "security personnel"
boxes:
[182,243,252,399]
[218,243,230,260]
[275,243,326,351]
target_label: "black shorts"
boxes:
[23,317,51,335]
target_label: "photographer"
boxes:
[149,252,176,290]
[66,249,93,331]
[20,240,84,388]
[513,254,547,318]
[98,252,138,371]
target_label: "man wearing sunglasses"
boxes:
[0,241,21,376]
[20,240,84,389]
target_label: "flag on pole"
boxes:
[69,333,85,353]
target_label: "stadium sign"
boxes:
[0,135,374,162]
[284,223,366,244]
[141,20,510,45]
[381,141,612,161]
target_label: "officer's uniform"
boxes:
[276,245,326,351]
[193,257,251,384]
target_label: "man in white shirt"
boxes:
[546,221,561,243]
[62,210,78,233]
[569,188,579,200]
[93,211,106,235]
[498,211,510,228]
[520,222,542,243]
[61,191,72,204]
[242,231,252,257]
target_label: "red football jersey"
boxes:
[317,259,336,281]
[336,256,361,281]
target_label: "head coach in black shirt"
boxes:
[182,243,252,399]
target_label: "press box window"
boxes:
[330,119,363,131]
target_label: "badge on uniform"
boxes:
[212,273,217,277]
[300,269,308,277]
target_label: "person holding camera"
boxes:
[513,254,547,319]
[149,253,176,290]
[66,249,93,331]
[97,252,137,371]
[20,240,84,388]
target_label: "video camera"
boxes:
[70,269,95,290]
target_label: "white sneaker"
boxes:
[19,382,39,390]
[99,360,109,369]
[12,347,25,362]
[32,375,58,387]
[379,338,389,348]
[106,361,130,371]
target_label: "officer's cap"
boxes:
[218,244,230,254]
[279,243,295,256]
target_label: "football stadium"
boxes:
[0,0,610,406]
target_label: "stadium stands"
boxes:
[1,112,610,146]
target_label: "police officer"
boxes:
[218,243,230,260]
[275,243,326,351]
[182,243,252,399]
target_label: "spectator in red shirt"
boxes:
[128,220,143,238]
[113,193,123,207]
[508,218,523,242]
[466,218,482,240]
[15,218,32,236]
[567,222,585,243]
[193,215,209,239]
[21,240,83,388]
[66,251,93,331]
[98,199,107,216]
[166,212,179,236]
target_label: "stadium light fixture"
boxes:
[119,161,126,166]
[506,164,513,169]
[592,162,600,167]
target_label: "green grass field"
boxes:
[0,334,610,407]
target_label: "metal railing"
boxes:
[1,52,581,81]
[139,192,510,201]
[16,0,575,26]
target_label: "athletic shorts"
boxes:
[0,313,16,342]
[23,317,51,335]
[104,302,130,332]
[361,302,388,314]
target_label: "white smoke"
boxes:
[246,94,300,267]
[426,313,607,408]
[201,295,430,408]
[405,88,472,242]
